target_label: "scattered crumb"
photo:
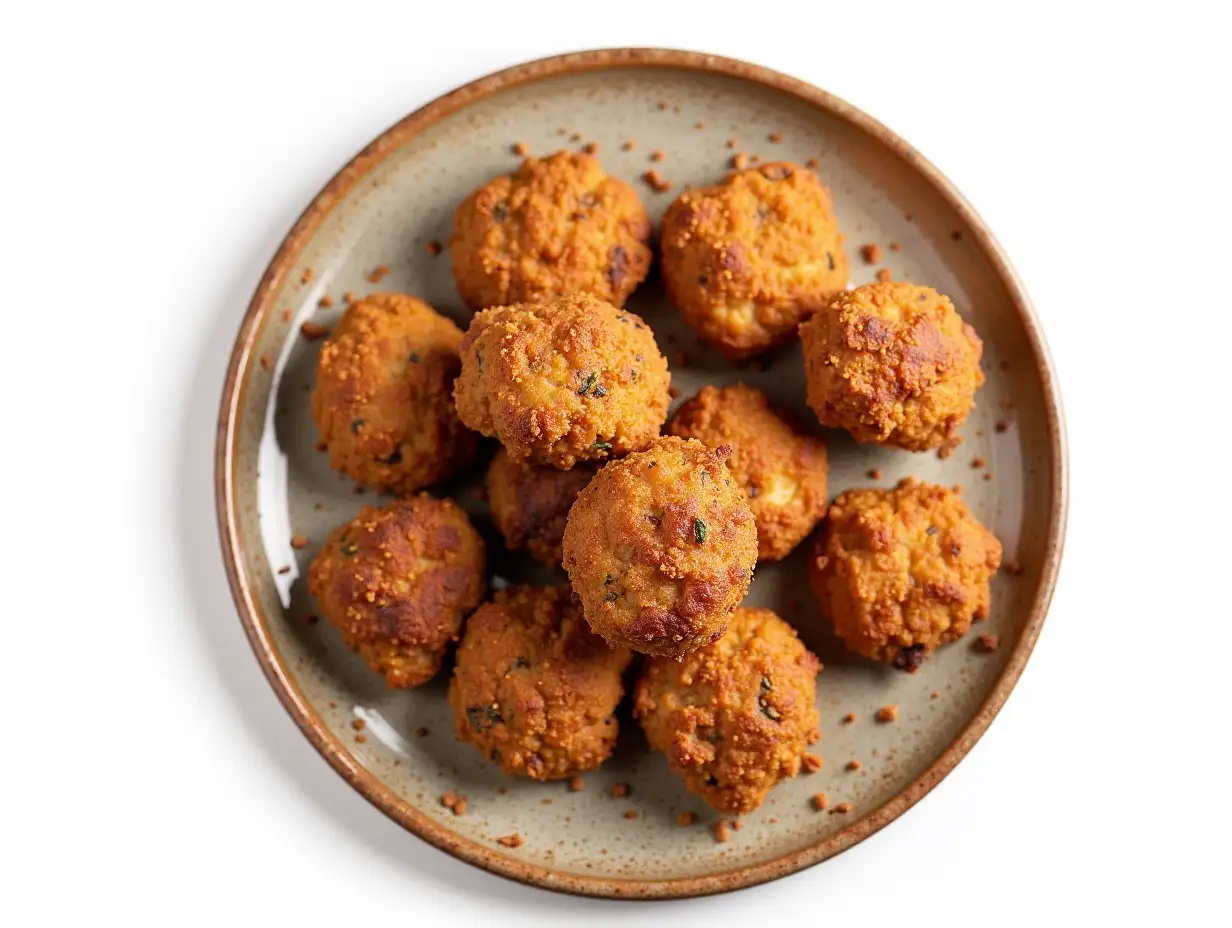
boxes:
[749,154,761,164]
[582,141,599,154]
[621,140,636,151]
[300,321,330,341]
[731,819,743,831]
[972,456,987,469]
[343,291,357,306]
[767,817,777,824]
[511,141,527,156]
[497,834,524,849]
[623,809,639,820]
[556,127,567,136]
[569,132,581,142]
[496,787,506,795]
[846,759,862,771]
[351,718,366,731]
[318,293,334,308]
[672,350,687,367]
[277,565,290,575]
[694,122,705,129]
[983,472,993,481]
[931,691,941,699]
[367,264,389,283]
[641,170,671,193]
[612,782,631,798]
[995,419,1010,433]
[668,386,681,399]
[806,729,820,745]
[767,132,783,143]
[657,101,669,111]
[568,776,584,792]
[281,308,293,323]
[710,820,732,843]
[441,791,460,809]
[860,243,882,264]
[676,810,697,826]
[952,483,963,494]
[415,727,429,738]
[841,713,856,724]
[541,798,553,806]
[354,734,367,743]
[937,439,960,460]
[314,441,327,453]
[832,802,853,814]
[1005,557,1024,576]
[290,534,308,549]
[259,352,273,370]
[975,633,1000,653]
[868,468,882,480]
[889,241,901,251]
[726,138,737,149]
[876,705,899,723]
[802,753,823,773]
[426,239,443,257]
[806,157,820,169]
[875,268,894,283]
[453,798,467,816]
[353,485,366,495]
[950,230,963,241]
[649,150,664,162]
[313,502,323,511]
[812,793,829,811]
[301,268,314,284]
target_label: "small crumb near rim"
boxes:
[975,633,1000,653]
[582,141,599,154]
[731,153,748,170]
[868,468,882,480]
[367,264,389,283]
[806,157,820,169]
[767,131,783,143]
[426,240,443,257]
[351,718,366,731]
[676,810,697,826]
[841,712,856,724]
[318,293,334,308]
[995,419,1010,433]
[876,705,899,723]
[415,727,429,738]
[641,170,671,193]
[290,534,308,549]
[511,141,527,156]
[710,820,732,843]
[496,834,524,849]
[259,352,273,370]
[612,782,631,798]
[1005,557,1024,576]
[972,456,987,469]
[568,776,584,792]
[860,243,882,264]
[846,759,862,771]
[931,691,942,699]
[649,150,664,162]
[277,565,290,575]
[812,793,829,811]
[280,308,292,323]
[875,268,894,283]
[621,140,636,151]
[354,733,366,743]
[300,321,330,341]
[730,819,743,831]
[832,802,853,814]
[889,241,901,251]
[623,809,639,820]
[802,753,823,773]
[301,268,313,284]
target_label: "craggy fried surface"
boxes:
[453,294,670,469]
[486,447,597,565]
[307,496,485,688]
[799,282,984,451]
[311,293,477,494]
[634,607,821,814]
[450,151,652,311]
[448,585,632,780]
[808,478,1002,670]
[562,437,757,657]
[668,383,828,561]
[659,162,848,359]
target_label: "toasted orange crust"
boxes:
[311,293,478,494]
[307,496,485,688]
[668,383,828,561]
[799,282,984,451]
[659,162,848,358]
[450,151,652,310]
[634,607,821,814]
[808,479,1002,670]
[453,294,670,469]
[562,437,758,657]
[448,585,632,780]
[486,447,597,565]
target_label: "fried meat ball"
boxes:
[450,151,652,311]
[311,293,477,494]
[799,282,984,451]
[449,585,632,780]
[562,437,758,658]
[659,162,848,359]
[486,447,597,566]
[668,383,828,561]
[808,479,1002,671]
[307,496,485,688]
[453,294,670,469]
[634,607,821,814]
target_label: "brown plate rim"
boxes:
[214,47,1069,900]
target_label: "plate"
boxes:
[215,48,1067,899]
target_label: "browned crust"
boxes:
[215,47,1069,901]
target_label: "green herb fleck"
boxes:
[760,675,772,692]
[593,441,613,452]
[578,372,598,395]
[409,351,421,363]
[603,591,619,603]
[761,702,782,722]
[350,418,365,434]
[593,385,608,397]
[604,574,614,585]
[466,705,503,732]
[826,251,835,271]
[693,518,708,544]
[341,543,359,556]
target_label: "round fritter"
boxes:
[634,607,821,814]
[659,162,848,359]
[799,282,984,451]
[487,447,597,566]
[808,479,1002,671]
[450,150,652,311]
[449,585,632,780]
[453,294,670,469]
[311,292,478,494]
[307,496,485,688]
[668,383,828,562]
[562,436,758,658]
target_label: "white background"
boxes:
[3,1,1228,924]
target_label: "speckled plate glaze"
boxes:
[216,49,1067,899]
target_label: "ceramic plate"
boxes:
[215,49,1067,899]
